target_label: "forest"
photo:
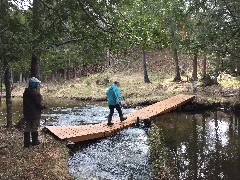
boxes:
[0,1,240,179]
[0,0,240,129]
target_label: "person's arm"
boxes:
[106,87,110,96]
[106,84,114,96]
[33,93,47,110]
[113,87,122,104]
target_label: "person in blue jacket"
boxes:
[106,81,127,126]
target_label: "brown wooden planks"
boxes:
[46,94,194,143]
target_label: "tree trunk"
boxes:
[171,30,181,81]
[172,48,181,81]
[192,52,198,81]
[19,73,23,83]
[141,48,150,83]
[30,0,41,79]
[0,77,2,106]
[73,63,77,79]
[67,59,71,80]
[213,53,220,83]
[63,69,67,80]
[4,65,13,128]
[107,48,111,66]
[10,68,13,83]
[30,52,41,78]
[236,64,240,76]
[202,54,207,79]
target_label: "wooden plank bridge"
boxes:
[46,94,195,143]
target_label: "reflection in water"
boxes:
[153,111,240,180]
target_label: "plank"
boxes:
[46,94,194,142]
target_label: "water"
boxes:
[39,100,151,179]
[1,98,151,179]
[1,98,240,179]
[152,110,240,180]
[69,128,151,180]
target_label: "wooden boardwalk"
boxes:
[46,94,195,143]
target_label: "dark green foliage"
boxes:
[2,0,240,80]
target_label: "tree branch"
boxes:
[52,38,82,47]
[75,0,113,33]
[222,0,240,28]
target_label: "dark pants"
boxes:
[108,104,123,119]
[24,117,40,132]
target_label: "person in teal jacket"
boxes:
[106,81,127,126]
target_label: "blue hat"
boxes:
[29,77,41,87]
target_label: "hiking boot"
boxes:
[24,132,31,148]
[107,122,114,126]
[120,116,127,122]
[31,131,41,146]
[107,116,114,126]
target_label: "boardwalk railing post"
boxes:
[143,118,151,127]
[136,117,140,127]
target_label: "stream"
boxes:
[1,98,240,179]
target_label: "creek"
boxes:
[0,98,240,179]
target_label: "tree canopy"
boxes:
[1,0,239,81]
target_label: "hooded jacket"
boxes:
[23,87,46,120]
[106,84,122,105]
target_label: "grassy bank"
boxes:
[12,70,240,108]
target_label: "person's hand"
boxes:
[118,101,122,107]
[120,101,127,108]
[122,101,128,108]
[44,103,48,109]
